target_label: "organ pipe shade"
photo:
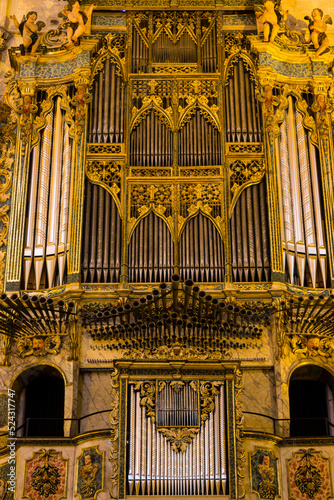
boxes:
[225,58,262,142]
[157,383,199,427]
[128,212,174,283]
[179,213,224,282]
[132,28,149,73]
[128,383,227,496]
[23,97,72,290]
[88,58,125,143]
[178,110,221,166]
[81,180,122,283]
[278,96,327,288]
[130,110,173,167]
[231,180,271,282]
[152,32,197,64]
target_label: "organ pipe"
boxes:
[88,59,125,143]
[130,110,173,167]
[81,181,122,283]
[178,110,221,166]
[225,58,262,142]
[128,212,173,283]
[23,98,72,290]
[128,382,227,495]
[278,97,327,287]
[179,213,224,282]
[231,180,271,282]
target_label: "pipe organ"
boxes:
[23,95,72,290]
[2,4,334,500]
[128,381,227,496]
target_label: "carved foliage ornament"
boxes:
[287,449,332,500]
[23,449,68,500]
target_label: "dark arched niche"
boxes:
[12,365,65,437]
[289,364,334,437]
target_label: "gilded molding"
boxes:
[235,368,246,498]
[109,367,120,499]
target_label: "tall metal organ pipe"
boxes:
[128,383,227,495]
[178,110,221,166]
[130,110,173,167]
[278,96,327,287]
[225,58,262,142]
[81,181,122,283]
[128,212,174,283]
[152,32,197,64]
[201,25,217,73]
[23,96,72,290]
[88,59,125,143]
[179,213,224,282]
[132,28,149,73]
[230,180,271,282]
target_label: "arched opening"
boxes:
[179,212,224,282]
[12,365,65,437]
[289,364,334,437]
[128,212,174,283]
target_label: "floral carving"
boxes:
[159,427,200,453]
[294,450,322,499]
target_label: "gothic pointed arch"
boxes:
[179,211,224,282]
[81,180,122,284]
[130,107,173,167]
[178,105,221,167]
[128,211,174,283]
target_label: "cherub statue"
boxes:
[262,0,281,42]
[10,11,45,56]
[60,0,95,48]
[304,9,332,57]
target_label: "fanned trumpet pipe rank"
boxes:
[82,274,272,350]
[279,294,334,336]
[0,294,76,338]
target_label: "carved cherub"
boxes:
[60,0,95,48]
[262,0,281,42]
[290,335,333,358]
[10,11,45,56]
[304,9,332,57]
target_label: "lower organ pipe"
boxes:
[128,384,227,495]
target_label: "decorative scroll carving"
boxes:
[229,159,265,215]
[199,381,223,424]
[110,367,119,499]
[132,381,156,422]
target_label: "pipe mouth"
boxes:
[192,286,200,293]
[47,298,54,305]
[146,294,153,302]
[0,293,7,301]
[152,289,160,296]
[199,291,206,299]
[117,306,124,313]
[139,298,147,304]
[133,301,140,308]
[11,294,19,301]
[171,274,180,283]
[185,279,194,287]
[159,283,167,290]
[39,296,47,304]
[57,300,65,307]
[68,301,75,309]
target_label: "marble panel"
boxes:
[79,372,111,433]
